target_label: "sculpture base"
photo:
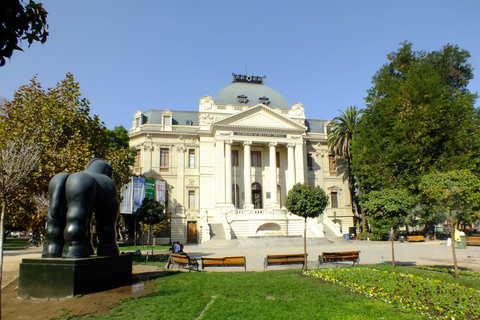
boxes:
[18,255,132,299]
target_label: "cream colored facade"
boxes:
[129,74,353,244]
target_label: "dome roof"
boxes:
[214,81,290,109]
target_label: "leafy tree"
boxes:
[108,125,137,180]
[285,183,329,271]
[328,106,364,232]
[0,74,133,233]
[419,170,480,278]
[0,139,39,315]
[352,42,480,194]
[360,188,413,268]
[135,197,166,257]
[0,0,48,66]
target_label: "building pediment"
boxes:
[212,105,307,132]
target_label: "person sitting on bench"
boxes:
[171,241,186,255]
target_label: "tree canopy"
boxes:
[0,74,133,232]
[360,188,413,267]
[285,183,329,219]
[418,170,480,277]
[328,106,364,230]
[135,197,166,226]
[351,42,480,193]
[285,183,329,270]
[0,0,48,66]
[419,170,480,225]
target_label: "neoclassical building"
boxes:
[129,74,353,244]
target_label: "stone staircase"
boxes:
[209,223,225,239]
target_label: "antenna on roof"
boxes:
[245,64,248,75]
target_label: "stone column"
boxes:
[295,141,305,184]
[243,141,253,209]
[215,140,225,205]
[225,140,233,205]
[287,143,296,191]
[269,142,278,208]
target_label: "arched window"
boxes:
[252,182,262,209]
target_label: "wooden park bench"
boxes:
[319,251,360,266]
[264,253,307,271]
[466,236,480,246]
[407,235,425,242]
[167,254,199,272]
[201,256,247,271]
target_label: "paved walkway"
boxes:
[184,238,480,272]
[3,239,480,287]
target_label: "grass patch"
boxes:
[118,244,171,252]
[130,253,170,268]
[75,270,421,320]
[3,238,29,250]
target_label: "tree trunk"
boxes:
[450,213,459,278]
[391,226,395,268]
[347,160,357,226]
[0,195,7,319]
[304,217,307,272]
[146,224,152,261]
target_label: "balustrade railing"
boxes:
[226,208,288,221]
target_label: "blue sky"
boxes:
[1,1,480,130]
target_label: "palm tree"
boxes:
[327,106,364,232]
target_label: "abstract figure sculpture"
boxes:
[42,158,120,259]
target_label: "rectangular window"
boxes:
[188,190,195,209]
[134,149,141,167]
[232,150,239,167]
[276,151,280,168]
[163,115,171,126]
[188,149,195,168]
[329,154,336,176]
[331,192,338,208]
[160,148,169,172]
[251,151,261,167]
[307,153,314,171]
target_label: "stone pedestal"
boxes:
[18,255,132,299]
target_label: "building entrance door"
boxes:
[187,221,197,244]
[252,182,262,209]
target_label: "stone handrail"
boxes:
[322,214,342,236]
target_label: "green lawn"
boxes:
[118,244,171,252]
[78,269,423,320]
[3,238,30,250]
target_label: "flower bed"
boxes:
[304,268,480,319]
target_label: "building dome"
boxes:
[214,74,290,109]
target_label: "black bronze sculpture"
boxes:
[42,158,120,259]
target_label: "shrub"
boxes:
[357,232,371,240]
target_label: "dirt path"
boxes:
[2,264,163,320]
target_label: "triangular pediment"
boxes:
[212,105,306,131]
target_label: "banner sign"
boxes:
[119,179,133,214]
[133,177,145,212]
[145,179,156,199]
[156,180,166,204]
[120,178,166,214]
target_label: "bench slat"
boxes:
[168,254,199,272]
[319,251,360,266]
[407,235,425,242]
[201,256,246,271]
[264,254,306,270]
